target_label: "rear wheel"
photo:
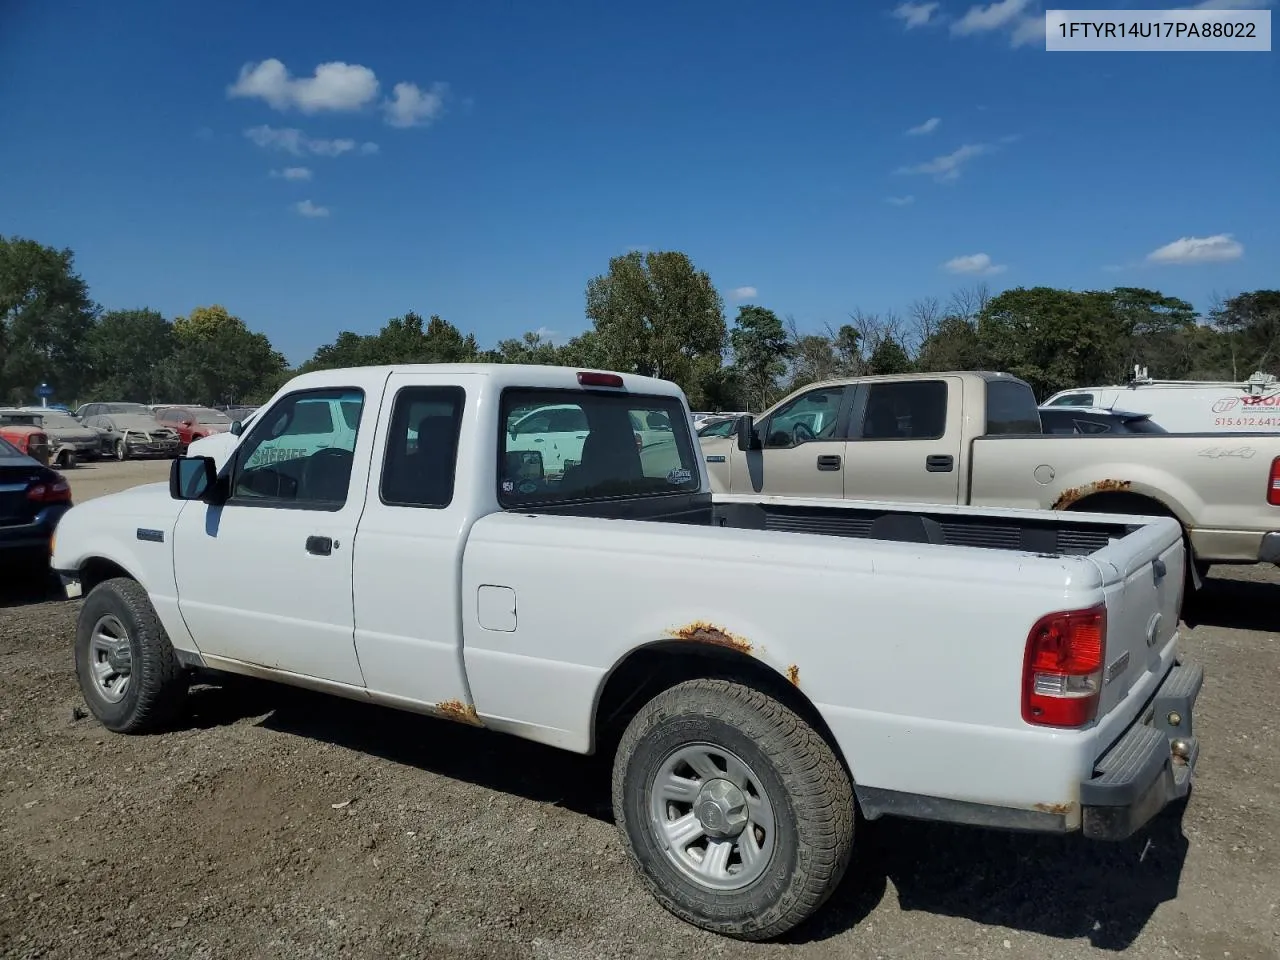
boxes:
[612,678,855,941]
[114,439,128,461]
[74,577,189,733]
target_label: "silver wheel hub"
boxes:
[88,615,133,704]
[648,742,777,891]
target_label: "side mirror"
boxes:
[230,419,245,436]
[735,415,760,451]
[170,456,217,501]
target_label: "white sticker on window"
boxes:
[666,467,693,485]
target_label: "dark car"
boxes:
[0,434,73,580]
[1038,406,1168,435]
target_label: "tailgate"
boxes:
[1089,517,1185,721]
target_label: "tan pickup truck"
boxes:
[701,371,1280,587]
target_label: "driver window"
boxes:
[230,389,364,508]
[764,387,845,448]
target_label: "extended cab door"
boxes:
[349,372,476,707]
[842,377,964,504]
[172,382,379,686]
[725,384,852,496]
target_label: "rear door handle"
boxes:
[305,535,333,556]
[926,454,954,473]
[816,454,842,471]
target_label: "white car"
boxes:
[1042,367,1280,433]
[51,363,1201,942]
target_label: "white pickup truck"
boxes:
[51,363,1202,941]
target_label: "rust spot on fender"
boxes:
[786,664,800,686]
[673,621,752,654]
[1034,801,1073,816]
[1051,478,1132,511]
[435,699,482,725]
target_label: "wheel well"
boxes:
[1065,490,1177,522]
[79,558,135,594]
[591,642,851,779]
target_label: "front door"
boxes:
[172,383,378,686]
[728,385,851,497]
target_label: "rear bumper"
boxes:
[1258,531,1280,564]
[0,504,70,557]
[1079,660,1202,841]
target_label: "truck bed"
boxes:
[523,489,1143,558]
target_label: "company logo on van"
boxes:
[1212,397,1239,413]
[1241,394,1280,407]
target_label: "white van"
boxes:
[1042,368,1280,433]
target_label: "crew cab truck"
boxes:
[51,364,1202,941]
[703,371,1280,589]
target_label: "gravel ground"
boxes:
[1,461,1278,959]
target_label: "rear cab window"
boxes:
[497,389,698,505]
[857,381,947,440]
[984,379,1042,435]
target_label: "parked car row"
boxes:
[0,433,72,578]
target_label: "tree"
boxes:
[584,250,727,403]
[164,305,287,405]
[866,336,912,375]
[1212,290,1280,378]
[303,311,482,371]
[729,305,788,409]
[85,309,176,401]
[978,287,1127,398]
[0,235,99,403]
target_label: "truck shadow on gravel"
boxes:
[185,676,1190,950]
[791,805,1189,949]
[1184,573,1280,633]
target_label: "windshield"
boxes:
[105,403,151,414]
[498,389,699,506]
[1124,416,1167,434]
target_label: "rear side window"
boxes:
[380,386,466,508]
[498,389,698,506]
[1048,392,1094,407]
[985,380,1042,435]
[858,381,947,440]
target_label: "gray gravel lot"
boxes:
[1,460,1278,959]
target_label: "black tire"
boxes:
[611,678,855,941]
[74,577,189,733]
[114,439,128,461]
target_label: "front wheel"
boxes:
[114,439,128,461]
[74,577,189,733]
[612,678,855,941]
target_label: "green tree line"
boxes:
[3,235,1276,411]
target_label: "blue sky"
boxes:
[1,0,1275,366]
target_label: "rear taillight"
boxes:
[1268,456,1280,506]
[577,371,624,388]
[27,477,71,503]
[1022,603,1107,728]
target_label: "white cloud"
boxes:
[952,0,1032,35]
[533,326,560,342]
[885,195,916,206]
[271,166,313,181]
[906,117,940,136]
[896,143,990,181]
[1009,15,1045,46]
[892,2,940,28]
[244,125,376,158]
[293,199,330,218]
[228,59,379,114]
[943,253,1006,275]
[1146,234,1243,264]
[728,286,758,301]
[383,81,449,128]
